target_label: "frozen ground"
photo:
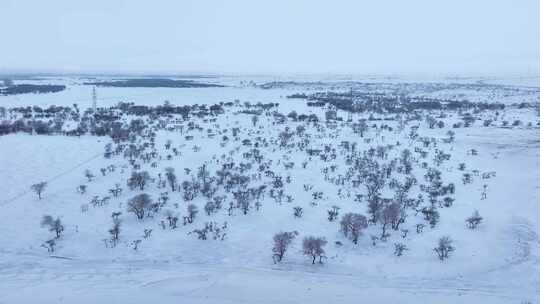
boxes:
[0,77,539,303]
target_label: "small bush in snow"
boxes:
[143,228,153,239]
[293,206,303,218]
[394,243,408,257]
[84,169,95,182]
[109,183,123,197]
[41,239,56,253]
[327,205,340,221]
[190,221,227,240]
[76,185,87,194]
[466,210,483,229]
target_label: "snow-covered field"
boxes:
[0,76,539,303]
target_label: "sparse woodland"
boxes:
[1,80,539,274]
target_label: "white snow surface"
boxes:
[0,77,539,303]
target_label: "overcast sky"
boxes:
[1,0,539,76]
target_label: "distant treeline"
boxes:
[0,101,230,138]
[0,84,66,95]
[84,78,225,88]
[293,91,505,113]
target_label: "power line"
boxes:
[0,152,104,207]
[1,90,170,108]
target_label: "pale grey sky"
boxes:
[1,0,539,76]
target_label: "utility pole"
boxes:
[92,86,97,113]
[347,86,353,122]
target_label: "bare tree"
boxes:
[197,164,210,185]
[127,171,151,191]
[109,218,121,246]
[361,169,386,202]
[187,204,198,223]
[204,201,216,215]
[367,195,382,223]
[164,210,179,228]
[434,236,454,260]
[302,236,327,264]
[340,213,368,244]
[31,182,47,200]
[272,231,298,263]
[41,215,64,238]
[127,193,152,220]
[421,206,440,228]
[353,119,369,137]
[165,167,177,191]
[182,180,197,201]
[234,191,251,215]
[380,202,401,240]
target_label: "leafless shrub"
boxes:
[466,210,483,229]
[394,243,408,256]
